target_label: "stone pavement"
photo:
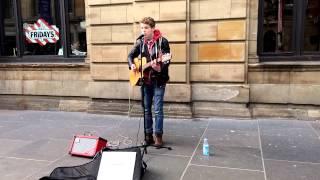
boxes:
[0,110,320,180]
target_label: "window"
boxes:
[0,0,16,56]
[303,0,320,53]
[22,0,62,56]
[68,0,87,57]
[0,0,87,60]
[258,0,320,59]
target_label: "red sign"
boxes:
[24,18,59,46]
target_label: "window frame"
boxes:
[0,1,5,56]
[0,0,85,62]
[258,0,320,61]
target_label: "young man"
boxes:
[127,17,171,146]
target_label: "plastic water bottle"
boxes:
[203,138,210,156]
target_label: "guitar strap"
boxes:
[158,36,163,57]
[140,38,144,59]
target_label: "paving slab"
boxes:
[208,118,258,131]
[191,145,263,171]
[265,159,320,180]
[182,164,265,180]
[203,128,260,148]
[7,138,69,162]
[0,157,49,180]
[310,121,320,136]
[260,121,320,163]
[26,154,91,180]
[143,154,189,180]
[258,119,310,129]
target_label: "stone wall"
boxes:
[86,0,250,117]
[0,64,91,112]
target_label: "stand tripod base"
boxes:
[141,141,172,155]
[155,145,172,150]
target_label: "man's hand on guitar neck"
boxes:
[151,53,171,72]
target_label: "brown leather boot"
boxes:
[154,134,163,147]
[146,133,155,145]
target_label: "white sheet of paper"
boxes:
[97,152,137,180]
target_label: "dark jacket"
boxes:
[127,32,171,86]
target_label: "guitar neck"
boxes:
[136,54,170,72]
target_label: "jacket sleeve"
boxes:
[127,40,142,70]
[160,37,171,70]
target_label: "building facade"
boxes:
[0,0,319,120]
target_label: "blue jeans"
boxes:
[142,83,166,135]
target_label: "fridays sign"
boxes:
[24,18,59,46]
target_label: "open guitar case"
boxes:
[39,146,147,180]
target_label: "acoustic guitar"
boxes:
[129,53,171,86]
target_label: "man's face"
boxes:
[140,23,154,39]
